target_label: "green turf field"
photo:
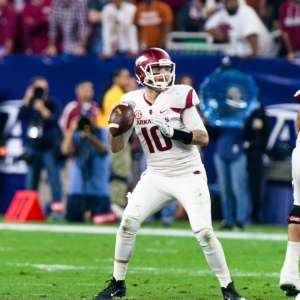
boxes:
[0,219,293,299]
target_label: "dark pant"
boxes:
[247,153,263,222]
[66,194,110,222]
[25,147,62,201]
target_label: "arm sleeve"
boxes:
[182,106,207,132]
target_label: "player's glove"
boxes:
[151,113,174,138]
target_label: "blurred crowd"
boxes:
[17,70,141,224]
[0,0,300,59]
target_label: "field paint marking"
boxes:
[0,223,287,241]
[6,262,93,271]
[145,248,178,253]
[6,262,279,278]
[0,247,12,251]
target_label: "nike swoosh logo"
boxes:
[160,109,167,114]
[110,290,119,297]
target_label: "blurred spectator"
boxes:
[206,86,250,231]
[278,0,300,60]
[97,68,132,210]
[204,0,226,16]
[125,74,139,93]
[18,76,64,219]
[21,0,51,54]
[60,82,116,224]
[246,0,267,18]
[205,0,268,14]
[0,113,8,161]
[46,0,90,56]
[245,0,272,29]
[87,0,108,55]
[205,0,268,16]
[133,0,173,50]
[97,68,131,126]
[13,0,25,14]
[181,0,208,32]
[244,102,270,223]
[0,0,17,57]
[101,0,138,59]
[175,73,195,87]
[59,80,99,133]
[159,0,186,31]
[11,0,26,54]
[204,0,275,58]
[270,0,285,30]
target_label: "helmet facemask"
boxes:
[141,61,176,91]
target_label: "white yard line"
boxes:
[5,262,279,278]
[0,223,287,241]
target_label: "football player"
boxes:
[279,108,300,297]
[93,47,245,300]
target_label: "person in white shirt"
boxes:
[204,0,275,57]
[101,0,138,59]
[92,47,245,300]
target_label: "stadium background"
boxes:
[0,53,300,223]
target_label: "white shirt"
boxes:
[121,85,207,177]
[102,2,138,56]
[204,4,275,57]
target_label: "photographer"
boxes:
[18,76,63,219]
[60,80,116,224]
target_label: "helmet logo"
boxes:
[135,55,149,66]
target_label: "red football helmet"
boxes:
[134,48,176,91]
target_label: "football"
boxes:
[294,90,300,103]
[108,103,134,137]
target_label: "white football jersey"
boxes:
[121,84,207,178]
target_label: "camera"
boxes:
[78,116,92,132]
[33,87,44,100]
[14,152,34,164]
